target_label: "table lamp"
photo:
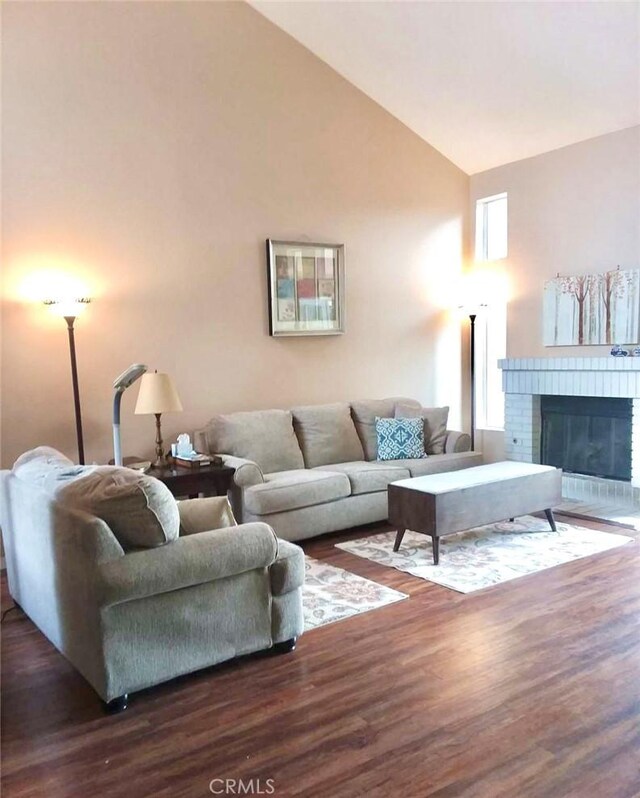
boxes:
[134,371,183,467]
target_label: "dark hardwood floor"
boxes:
[2,515,639,798]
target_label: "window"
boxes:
[475,192,507,261]
[475,303,507,430]
[474,192,508,430]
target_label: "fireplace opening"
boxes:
[540,395,632,482]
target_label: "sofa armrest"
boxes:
[178,496,237,535]
[218,455,264,488]
[444,430,472,453]
[97,522,278,607]
[192,428,264,488]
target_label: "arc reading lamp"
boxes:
[113,364,148,466]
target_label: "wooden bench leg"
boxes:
[544,508,557,532]
[393,528,406,552]
[431,535,440,565]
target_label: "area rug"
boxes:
[302,556,408,630]
[335,515,633,594]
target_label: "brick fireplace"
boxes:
[499,358,640,507]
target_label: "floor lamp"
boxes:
[468,312,477,452]
[44,297,91,465]
[112,364,148,466]
[458,300,485,453]
[462,301,490,451]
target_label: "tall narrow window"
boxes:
[475,303,507,430]
[474,192,508,430]
[475,192,507,261]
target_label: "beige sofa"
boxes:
[195,398,482,541]
[0,448,305,711]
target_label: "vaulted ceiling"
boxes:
[250,1,640,174]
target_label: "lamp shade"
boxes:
[134,372,183,415]
[457,263,510,313]
[44,297,91,318]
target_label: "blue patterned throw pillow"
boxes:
[375,417,426,461]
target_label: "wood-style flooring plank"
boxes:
[2,515,639,798]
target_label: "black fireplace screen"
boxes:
[540,395,632,482]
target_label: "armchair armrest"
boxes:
[217,455,264,488]
[178,496,237,535]
[270,539,305,596]
[97,522,278,607]
[444,430,471,453]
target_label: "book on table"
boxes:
[173,453,222,468]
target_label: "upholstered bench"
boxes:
[389,461,563,564]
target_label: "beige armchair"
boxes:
[0,448,305,712]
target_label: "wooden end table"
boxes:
[147,462,235,499]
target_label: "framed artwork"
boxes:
[267,239,345,336]
[543,267,640,346]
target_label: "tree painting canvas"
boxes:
[543,268,640,346]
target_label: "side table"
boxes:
[147,462,235,499]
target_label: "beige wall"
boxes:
[471,126,640,359]
[1,1,469,468]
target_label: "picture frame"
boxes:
[266,239,345,337]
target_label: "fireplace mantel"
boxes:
[500,357,640,372]
[499,357,640,399]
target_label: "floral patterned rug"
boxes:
[335,515,633,594]
[303,557,408,630]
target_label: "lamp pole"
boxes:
[44,297,90,465]
[469,313,476,452]
[64,315,85,465]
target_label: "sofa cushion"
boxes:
[387,451,483,477]
[57,466,180,550]
[395,403,450,455]
[445,431,472,454]
[177,496,237,536]
[244,469,351,516]
[350,398,421,460]
[375,417,426,461]
[313,461,410,495]
[291,403,364,468]
[203,409,304,474]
